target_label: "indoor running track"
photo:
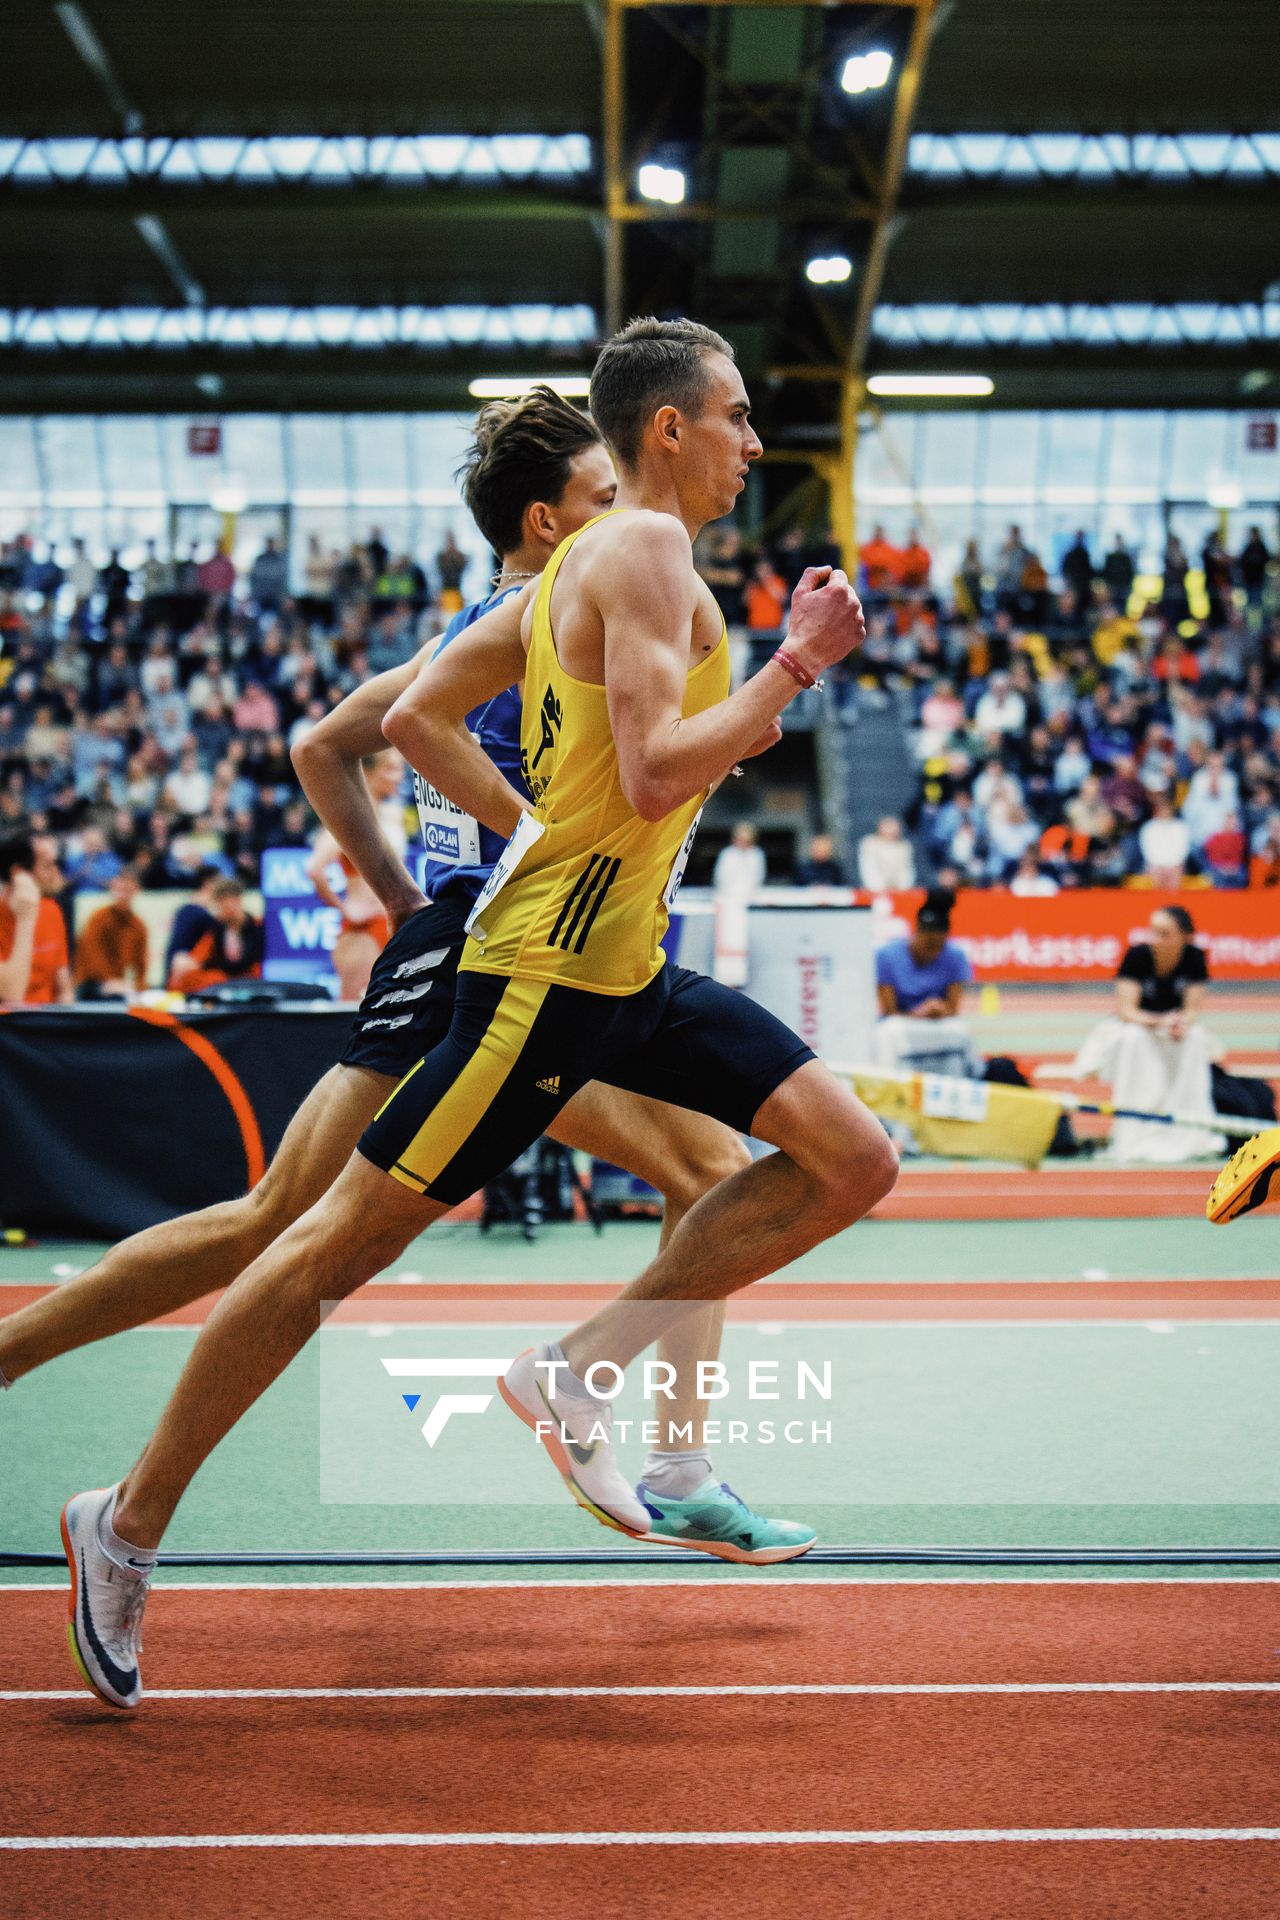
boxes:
[4,1578,1280,1917]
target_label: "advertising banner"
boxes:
[261,845,434,991]
[876,888,1280,983]
[264,839,1276,994]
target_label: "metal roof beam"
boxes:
[133,214,204,306]
[849,1,937,378]
[615,1,920,8]
[903,176,1280,214]
[602,0,624,332]
[0,345,596,371]
[53,4,139,134]
[773,348,1277,380]
[0,178,600,221]
[56,9,195,311]
[0,345,594,415]
[827,0,938,569]
[616,193,876,223]
[907,130,1280,183]
[866,343,1273,379]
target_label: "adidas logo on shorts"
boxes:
[535,1075,561,1095]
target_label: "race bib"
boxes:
[465,810,546,941]
[662,806,703,910]
[413,768,482,867]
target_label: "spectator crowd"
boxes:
[695,517,1279,895]
[903,522,1279,894]
[0,524,459,999]
[0,509,1277,1006]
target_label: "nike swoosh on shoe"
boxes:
[77,1550,140,1700]
[536,1375,598,1465]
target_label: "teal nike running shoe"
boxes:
[636,1477,817,1564]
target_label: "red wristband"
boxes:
[772,647,823,692]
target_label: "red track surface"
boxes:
[6,1276,1280,1327]
[3,1584,1279,1917]
[8,1582,1280,1690]
[873,1167,1221,1220]
[6,1842,1278,1920]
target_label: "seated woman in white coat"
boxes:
[1074,905,1224,1163]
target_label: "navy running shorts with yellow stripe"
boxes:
[356,962,814,1205]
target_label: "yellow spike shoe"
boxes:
[1206,1127,1280,1224]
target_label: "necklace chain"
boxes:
[490,568,540,588]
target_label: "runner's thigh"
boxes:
[549,1081,746,1193]
[600,966,815,1135]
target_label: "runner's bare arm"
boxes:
[292,652,435,925]
[304,830,347,914]
[598,517,865,820]
[382,585,534,838]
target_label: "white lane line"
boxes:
[4,1680,1280,1703]
[4,1575,1280,1591]
[4,1829,1280,1851]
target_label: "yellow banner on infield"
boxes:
[843,1068,1063,1168]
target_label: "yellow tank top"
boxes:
[460,511,729,995]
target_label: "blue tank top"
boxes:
[415,587,528,906]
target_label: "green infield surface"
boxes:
[4,1200,1278,1584]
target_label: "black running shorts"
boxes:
[357,961,815,1204]
[338,894,471,1079]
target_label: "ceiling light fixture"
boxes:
[637,162,686,205]
[806,255,853,286]
[209,476,248,515]
[866,374,995,397]
[841,50,893,95]
[1205,476,1244,510]
[468,375,591,399]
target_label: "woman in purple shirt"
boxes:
[876,895,972,1018]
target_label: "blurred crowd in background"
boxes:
[694,516,1279,894]
[0,524,446,897]
[0,511,1277,1003]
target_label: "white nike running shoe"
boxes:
[60,1486,155,1711]
[498,1347,650,1538]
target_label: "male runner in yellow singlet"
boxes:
[13,394,762,1520]
[60,321,895,1707]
